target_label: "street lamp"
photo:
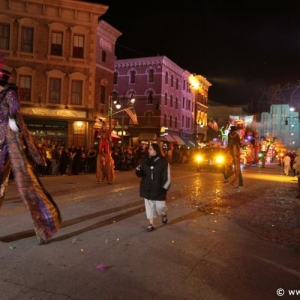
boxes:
[115,92,136,145]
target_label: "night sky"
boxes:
[83,1,300,107]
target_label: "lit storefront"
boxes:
[21,107,90,147]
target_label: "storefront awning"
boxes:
[160,134,176,143]
[181,137,196,147]
[172,135,185,145]
[138,133,157,140]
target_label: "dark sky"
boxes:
[83,1,300,107]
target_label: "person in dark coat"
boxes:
[135,143,171,232]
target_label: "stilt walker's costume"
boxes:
[227,126,243,188]
[95,130,115,184]
[0,68,61,244]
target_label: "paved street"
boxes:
[0,162,300,300]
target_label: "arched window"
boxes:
[169,115,172,128]
[175,97,178,109]
[165,71,168,84]
[175,117,177,129]
[165,92,168,105]
[148,69,154,83]
[176,78,179,89]
[164,114,167,127]
[171,75,174,87]
[113,71,118,84]
[145,111,153,125]
[130,70,136,84]
[102,51,106,62]
[170,95,173,107]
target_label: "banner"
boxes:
[124,106,138,124]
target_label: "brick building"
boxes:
[113,56,211,147]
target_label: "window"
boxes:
[182,97,185,109]
[148,69,154,83]
[49,78,61,104]
[183,79,186,90]
[171,75,174,87]
[73,34,84,58]
[165,72,168,84]
[130,70,135,84]
[176,78,179,90]
[169,115,172,128]
[51,31,63,56]
[182,116,184,128]
[113,72,118,84]
[170,95,173,107]
[21,27,34,52]
[175,117,177,129]
[71,80,83,105]
[100,85,105,104]
[19,75,32,101]
[102,50,106,62]
[0,23,10,50]
[175,97,178,109]
[165,92,168,105]
[147,91,153,104]
[146,111,153,125]
[164,114,167,127]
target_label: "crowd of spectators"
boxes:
[34,143,193,177]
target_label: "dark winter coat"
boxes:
[136,155,171,200]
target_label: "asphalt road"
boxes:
[0,163,299,300]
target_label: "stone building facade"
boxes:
[0,0,120,148]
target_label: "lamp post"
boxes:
[115,93,135,145]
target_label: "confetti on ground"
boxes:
[9,246,16,250]
[81,249,84,252]
[96,264,106,271]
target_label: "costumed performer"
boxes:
[0,66,61,245]
[226,126,243,188]
[96,128,115,184]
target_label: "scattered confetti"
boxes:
[9,246,16,250]
[80,249,84,252]
[185,221,190,227]
[96,264,106,271]
[105,239,108,244]
[172,240,175,243]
